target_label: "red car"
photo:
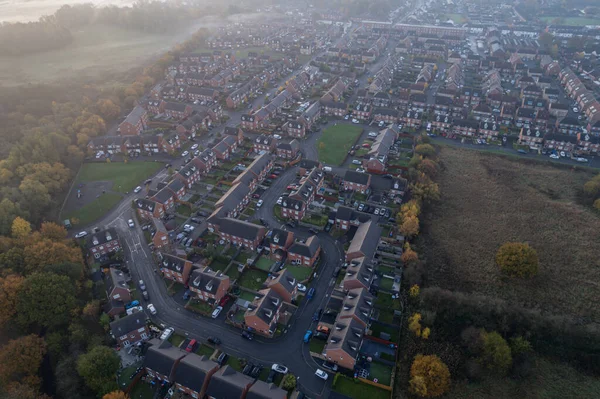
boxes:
[269,174,277,179]
[362,143,371,148]
[219,295,231,307]
[287,185,297,190]
[186,339,197,352]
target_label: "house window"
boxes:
[141,333,148,339]
[122,340,130,346]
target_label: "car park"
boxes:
[128,219,135,228]
[75,231,88,238]
[211,306,223,319]
[315,369,328,380]
[147,304,157,315]
[185,339,196,352]
[272,364,289,374]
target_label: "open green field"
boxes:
[444,13,468,24]
[540,16,600,26]
[0,24,192,86]
[64,192,122,226]
[77,162,163,193]
[420,147,600,318]
[317,124,363,165]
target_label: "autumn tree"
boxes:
[594,198,600,211]
[0,335,47,389]
[410,180,440,203]
[400,199,421,219]
[103,391,129,399]
[0,274,24,326]
[409,354,451,397]
[409,313,423,337]
[417,158,439,178]
[495,242,539,278]
[0,247,25,274]
[11,216,31,239]
[481,331,512,374]
[409,284,420,298]
[77,346,120,396]
[94,99,121,122]
[401,244,419,263]
[399,215,420,237]
[39,221,67,241]
[17,272,77,329]
[415,144,436,158]
[23,239,83,273]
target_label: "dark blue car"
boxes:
[307,288,315,300]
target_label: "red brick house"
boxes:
[152,218,171,251]
[335,206,370,231]
[578,132,600,154]
[338,287,374,328]
[324,317,364,370]
[519,127,545,150]
[286,120,306,138]
[144,339,186,383]
[276,140,300,159]
[119,106,148,136]
[287,236,321,268]
[345,220,379,262]
[110,314,150,347]
[159,253,196,284]
[244,288,284,337]
[161,101,193,120]
[187,87,220,103]
[193,149,217,174]
[452,119,479,136]
[189,266,231,305]
[85,228,120,263]
[264,269,299,303]
[253,135,277,153]
[268,228,294,260]
[342,257,374,291]
[543,133,578,153]
[223,126,245,145]
[215,218,266,251]
[205,365,255,399]
[281,197,307,221]
[104,267,131,316]
[343,170,371,193]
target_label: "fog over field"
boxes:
[0,0,139,22]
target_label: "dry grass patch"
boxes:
[420,147,600,318]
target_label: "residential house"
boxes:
[110,313,149,347]
[543,133,578,153]
[189,266,231,305]
[162,102,193,120]
[578,132,600,154]
[205,365,254,399]
[324,318,365,370]
[452,119,479,136]
[342,258,374,292]
[276,139,300,159]
[556,117,582,136]
[253,135,277,153]
[176,164,202,189]
[246,381,287,399]
[267,228,294,261]
[174,353,220,399]
[335,206,370,231]
[104,267,131,316]
[286,120,306,139]
[223,126,245,145]
[214,183,252,219]
[119,106,148,136]
[320,100,347,117]
[265,269,299,303]
[287,236,321,268]
[86,228,120,262]
[338,287,374,328]
[244,289,284,337]
[151,218,171,250]
[343,170,371,193]
[345,220,380,262]
[143,339,185,383]
[159,253,195,284]
[216,218,266,251]
[281,197,307,221]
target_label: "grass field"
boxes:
[420,147,600,318]
[444,13,468,24]
[447,356,600,399]
[285,265,313,281]
[333,375,389,399]
[540,16,600,26]
[238,269,268,291]
[317,124,363,165]
[65,192,122,226]
[77,162,163,193]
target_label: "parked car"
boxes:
[181,151,189,157]
[266,369,277,383]
[368,132,378,137]
[303,330,313,343]
[241,330,254,340]
[257,199,264,208]
[308,228,319,235]
[147,304,157,315]
[126,306,143,315]
[207,336,222,345]
[272,364,289,374]
[351,118,360,124]
[190,217,202,223]
[185,339,196,352]
[211,306,223,319]
[576,157,589,163]
[316,325,330,335]
[142,291,149,301]
[160,327,174,340]
[307,287,315,300]
[314,331,328,340]
[356,168,365,173]
[321,361,338,372]
[315,369,329,380]
[139,280,146,291]
[128,219,135,228]
[277,196,283,205]
[297,284,307,292]
[75,231,88,238]
[191,144,199,150]
[134,186,142,193]
[217,352,228,366]
[352,159,362,165]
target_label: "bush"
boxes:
[481,331,513,375]
[495,242,539,278]
[282,373,296,390]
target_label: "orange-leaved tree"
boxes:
[409,354,451,397]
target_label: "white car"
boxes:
[351,118,360,124]
[297,284,307,292]
[134,186,142,193]
[573,107,579,113]
[277,196,283,205]
[273,134,282,140]
[191,144,199,150]
[576,157,589,163]
[75,231,88,238]
[271,364,289,374]
[128,219,135,228]
[356,168,365,173]
[181,151,189,157]
[378,121,385,127]
[368,132,378,137]
[374,208,380,215]
[315,369,329,380]
[126,306,143,315]
[549,154,560,159]
[257,199,264,208]
[344,115,350,120]
[160,327,174,340]
[147,304,157,315]
[352,160,362,165]
[560,151,566,157]
[212,306,223,319]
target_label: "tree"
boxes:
[495,242,539,278]
[583,175,600,199]
[409,313,423,337]
[415,144,436,158]
[103,391,129,399]
[94,99,121,122]
[409,354,451,397]
[400,199,421,219]
[0,247,26,274]
[0,334,46,389]
[82,300,100,320]
[481,331,512,374]
[538,32,554,49]
[39,221,67,241]
[0,274,24,326]
[510,336,532,356]
[417,158,439,178]
[401,244,419,263]
[17,272,76,329]
[410,180,440,203]
[281,373,297,390]
[400,215,420,237]
[23,239,83,274]
[77,346,120,396]
[594,198,600,211]
[11,216,31,239]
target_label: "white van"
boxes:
[323,166,332,172]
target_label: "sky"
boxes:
[0,0,137,23]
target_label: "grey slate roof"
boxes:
[205,365,254,399]
[110,313,146,337]
[288,235,320,258]
[173,353,218,393]
[218,218,265,241]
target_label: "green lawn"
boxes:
[369,323,399,342]
[374,293,401,311]
[238,291,258,302]
[255,257,273,271]
[285,265,313,281]
[226,356,245,371]
[209,258,230,271]
[235,251,254,265]
[187,300,213,315]
[65,192,122,226]
[238,269,268,291]
[379,277,394,291]
[225,265,241,280]
[175,204,193,216]
[169,333,185,348]
[540,16,600,26]
[195,344,215,357]
[369,362,393,386]
[377,309,396,324]
[309,338,326,354]
[129,381,155,399]
[118,365,139,388]
[317,124,363,166]
[76,162,163,193]
[444,13,468,24]
[304,213,328,227]
[333,375,390,399]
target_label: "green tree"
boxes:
[17,272,77,329]
[495,242,539,278]
[510,336,532,356]
[415,144,436,158]
[281,373,297,390]
[77,346,120,396]
[481,331,512,374]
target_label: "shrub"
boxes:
[495,242,539,278]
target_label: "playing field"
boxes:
[317,124,363,166]
[64,192,122,226]
[420,146,600,318]
[540,16,600,26]
[76,161,163,193]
